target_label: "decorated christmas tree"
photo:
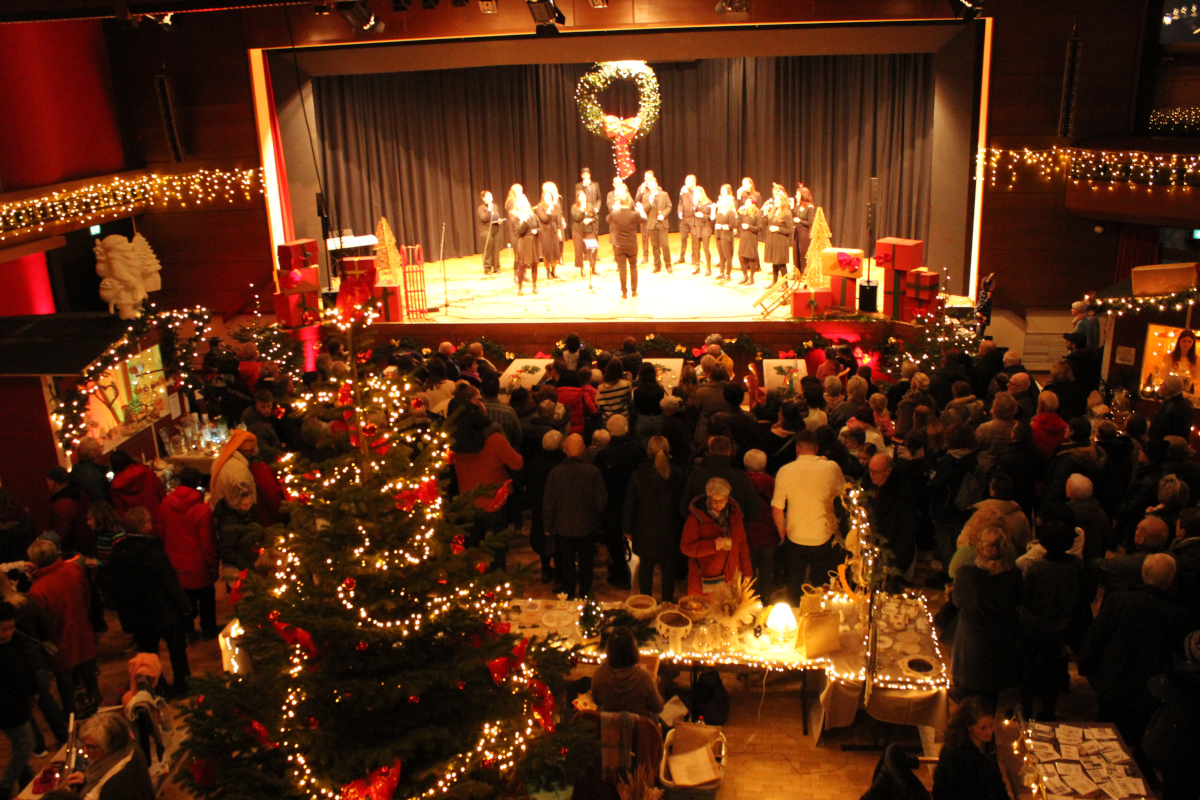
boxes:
[802,207,831,289]
[178,310,582,800]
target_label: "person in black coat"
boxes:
[951,528,1021,705]
[508,193,540,296]
[995,422,1045,519]
[1063,331,1102,393]
[1040,418,1107,516]
[1079,553,1193,755]
[623,437,686,601]
[641,177,672,273]
[859,743,929,800]
[593,416,644,590]
[476,190,503,275]
[1149,375,1195,442]
[570,189,600,278]
[107,508,193,697]
[1043,359,1088,423]
[606,192,643,299]
[929,355,970,414]
[526,429,566,585]
[633,170,655,265]
[762,184,795,284]
[660,396,693,470]
[932,696,1007,800]
[72,437,111,505]
[573,168,601,211]
[791,184,815,277]
[870,454,917,591]
[929,424,980,576]
[679,436,762,525]
[0,601,38,798]
[735,196,761,285]
[712,195,737,283]
[710,383,765,459]
[675,174,698,267]
[1143,632,1200,800]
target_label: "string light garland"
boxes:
[1149,107,1200,135]
[1084,289,1199,316]
[0,168,262,240]
[575,61,660,178]
[979,145,1200,188]
[50,305,212,455]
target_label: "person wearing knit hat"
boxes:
[210,430,258,511]
[680,476,751,595]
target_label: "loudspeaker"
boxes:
[154,74,185,162]
[858,280,879,314]
[1058,29,1082,138]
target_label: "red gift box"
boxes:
[830,275,857,309]
[875,238,923,273]
[277,239,319,266]
[278,266,319,295]
[904,267,940,301]
[277,254,311,272]
[273,291,320,327]
[372,283,404,322]
[881,268,908,320]
[792,288,835,318]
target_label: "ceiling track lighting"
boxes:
[587,0,608,7]
[478,0,497,10]
[714,0,748,13]
[336,0,384,32]
[948,0,987,21]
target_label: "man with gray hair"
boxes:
[1066,473,1111,561]
[1080,552,1191,751]
[1091,515,1172,591]
[544,434,608,599]
[704,334,735,377]
[1150,374,1194,442]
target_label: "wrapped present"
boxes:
[277,239,319,266]
[904,267,940,301]
[338,256,378,314]
[273,291,320,328]
[875,237,923,273]
[830,275,857,309]
[372,283,404,322]
[881,269,909,320]
[1131,262,1197,296]
[792,288,835,318]
[278,265,319,295]
[820,247,865,278]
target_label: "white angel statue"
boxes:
[94,232,162,319]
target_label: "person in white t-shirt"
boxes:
[771,429,846,603]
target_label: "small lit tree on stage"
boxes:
[802,207,832,289]
[178,304,581,800]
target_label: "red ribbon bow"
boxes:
[603,114,642,179]
[271,617,318,657]
[778,349,796,359]
[836,252,862,272]
[876,251,892,265]
[529,678,557,732]
[692,347,705,357]
[486,479,513,513]
[282,269,303,289]
[393,477,439,511]
[340,759,402,800]
[535,351,550,359]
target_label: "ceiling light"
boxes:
[587,0,608,7]
[526,0,564,26]
[479,0,497,10]
[337,0,384,32]
[714,0,748,12]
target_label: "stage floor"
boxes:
[411,232,799,324]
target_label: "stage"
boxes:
[407,232,809,324]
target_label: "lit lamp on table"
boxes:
[765,603,798,650]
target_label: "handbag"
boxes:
[797,610,840,660]
[17,629,58,658]
[798,584,825,616]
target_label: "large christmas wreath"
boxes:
[575,61,660,178]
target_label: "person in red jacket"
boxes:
[680,477,752,596]
[1030,390,1069,459]
[46,466,94,555]
[553,366,598,436]
[159,467,219,640]
[249,457,286,528]
[26,538,102,716]
[108,450,166,523]
[742,449,781,603]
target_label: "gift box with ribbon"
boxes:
[273,291,320,328]
[820,247,865,278]
[371,283,404,322]
[277,266,319,295]
[277,239,319,266]
[792,288,835,318]
[903,267,940,301]
[875,237,923,273]
[830,275,857,310]
[881,268,909,321]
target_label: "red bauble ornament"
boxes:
[408,695,420,704]
[357,641,368,651]
[362,422,378,438]
[450,534,465,555]
[187,757,217,789]
[343,577,357,591]
[267,610,281,623]
[456,680,466,690]
[340,758,402,800]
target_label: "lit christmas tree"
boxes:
[802,206,832,290]
[178,307,581,800]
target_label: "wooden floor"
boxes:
[412,232,797,324]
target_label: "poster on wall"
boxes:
[83,345,170,447]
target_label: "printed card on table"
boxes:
[1063,774,1101,797]
[1043,777,1070,796]
[1085,726,1118,740]
[1056,762,1082,776]
[1059,744,1080,760]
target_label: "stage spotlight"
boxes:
[337,0,385,32]
[587,0,609,7]
[714,0,748,13]
[451,0,469,6]
[314,2,333,13]
[947,0,986,21]
[526,0,564,26]
[478,0,497,10]
[420,0,439,7]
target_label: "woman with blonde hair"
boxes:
[950,526,1021,705]
[508,192,540,296]
[1030,390,1068,458]
[622,436,685,601]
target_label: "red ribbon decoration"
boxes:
[486,479,513,513]
[282,268,302,289]
[235,711,278,749]
[340,759,402,800]
[487,655,510,685]
[535,351,551,359]
[778,349,796,359]
[876,251,892,265]
[529,678,556,733]
[602,114,642,179]
[692,347,705,357]
[836,251,862,273]
[393,477,439,512]
[271,618,318,657]
[229,569,249,605]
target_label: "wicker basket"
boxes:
[659,722,726,800]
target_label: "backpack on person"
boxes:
[953,462,991,512]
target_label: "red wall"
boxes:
[0,377,61,527]
[0,19,124,191]
[0,254,56,315]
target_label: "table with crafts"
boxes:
[761,358,809,394]
[506,588,949,738]
[499,359,553,392]
[996,720,1159,799]
[642,358,683,391]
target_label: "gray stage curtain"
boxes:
[313,55,933,262]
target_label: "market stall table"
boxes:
[761,358,809,394]
[642,358,684,390]
[166,451,218,474]
[996,720,1159,799]
[499,358,553,392]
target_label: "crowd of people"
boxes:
[479,170,817,297]
[5,322,1200,799]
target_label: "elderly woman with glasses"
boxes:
[65,712,156,800]
[680,477,752,596]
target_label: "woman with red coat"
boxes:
[554,366,598,437]
[680,477,752,596]
[1030,391,1068,459]
[159,467,219,639]
[108,449,166,523]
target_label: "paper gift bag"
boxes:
[830,275,857,309]
[797,611,840,660]
[881,268,908,320]
[273,291,320,327]
[1131,262,1197,296]
[792,288,835,318]
[820,247,865,278]
[903,268,940,301]
[278,266,319,295]
[875,237,923,273]
[371,283,404,322]
[798,585,825,616]
[277,238,319,266]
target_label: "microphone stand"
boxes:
[440,221,449,315]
